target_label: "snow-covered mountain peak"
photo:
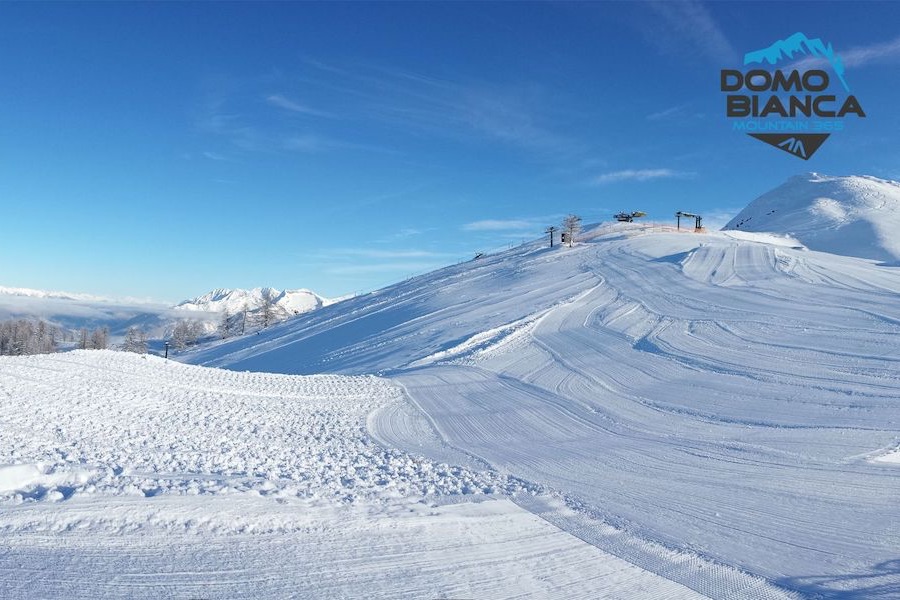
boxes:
[723,173,900,262]
[175,287,328,315]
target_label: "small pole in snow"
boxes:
[545,226,557,248]
[164,341,169,360]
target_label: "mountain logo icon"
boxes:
[748,133,830,160]
[721,33,865,160]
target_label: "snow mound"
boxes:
[723,173,900,262]
[175,287,328,315]
[0,463,95,497]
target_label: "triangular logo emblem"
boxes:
[747,133,830,160]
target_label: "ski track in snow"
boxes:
[188,225,900,598]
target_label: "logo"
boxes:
[720,33,865,160]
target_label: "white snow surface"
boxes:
[186,222,900,598]
[0,350,718,599]
[174,286,329,315]
[723,172,900,262]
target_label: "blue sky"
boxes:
[2,1,899,302]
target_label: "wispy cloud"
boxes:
[266,94,334,118]
[793,34,900,71]
[196,76,390,156]
[462,219,540,232]
[282,134,394,154]
[300,59,586,158]
[647,103,692,121]
[333,248,453,259]
[592,168,694,184]
[841,35,900,67]
[327,262,444,275]
[202,151,230,161]
[643,1,737,63]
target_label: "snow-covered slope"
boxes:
[723,173,900,262]
[0,351,718,599]
[185,222,900,598]
[175,287,328,316]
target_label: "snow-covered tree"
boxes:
[122,326,147,354]
[257,288,281,329]
[562,214,582,247]
[0,319,60,355]
[172,319,203,350]
[218,308,231,340]
[90,327,109,350]
[240,302,249,335]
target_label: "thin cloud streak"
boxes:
[647,103,690,121]
[332,248,454,259]
[592,168,694,184]
[327,262,446,275]
[301,59,587,158]
[793,34,900,71]
[462,219,539,231]
[266,94,335,118]
[644,1,737,63]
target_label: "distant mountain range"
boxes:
[175,287,332,316]
[0,285,334,343]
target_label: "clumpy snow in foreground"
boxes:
[0,351,716,599]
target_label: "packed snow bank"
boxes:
[0,464,43,493]
[0,463,94,496]
[723,173,900,262]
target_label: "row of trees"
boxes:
[216,290,290,341]
[1,290,295,358]
[78,327,109,350]
[0,319,61,355]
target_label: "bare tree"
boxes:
[240,302,249,335]
[172,319,203,350]
[90,327,109,350]
[562,214,582,247]
[79,328,89,350]
[257,288,281,329]
[122,326,148,354]
[218,308,231,340]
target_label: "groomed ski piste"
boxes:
[5,200,900,596]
